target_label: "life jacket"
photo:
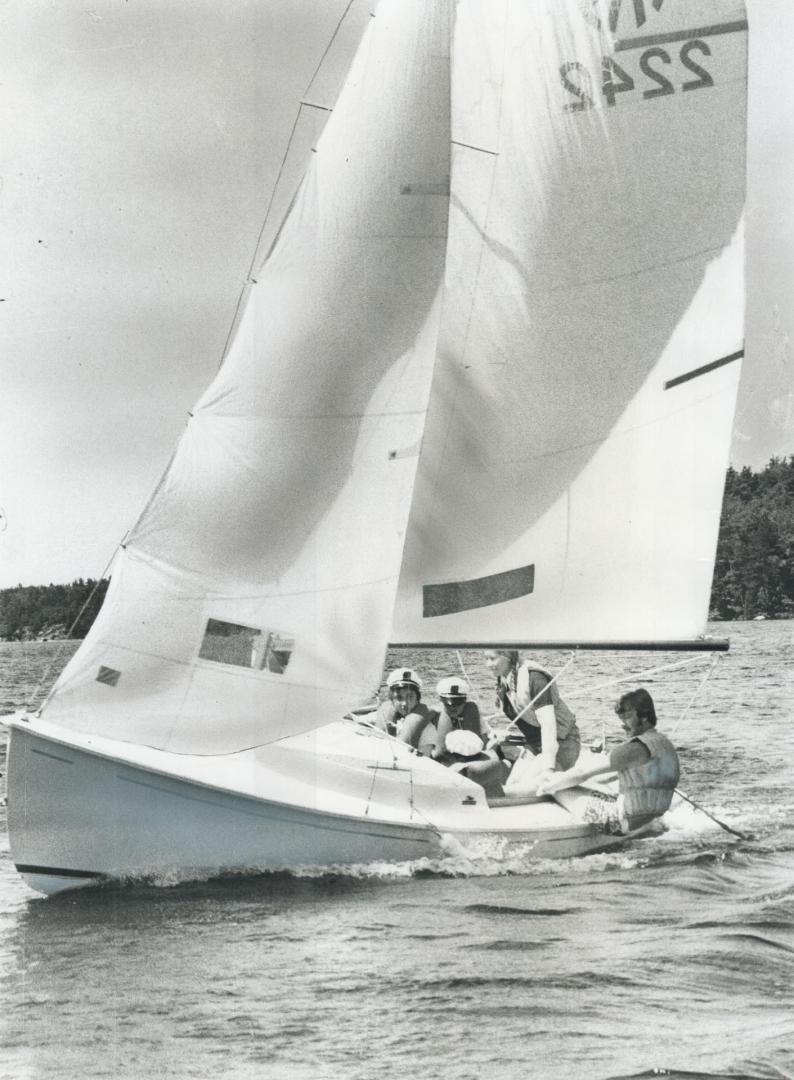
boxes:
[618,729,680,827]
[437,700,483,741]
[412,712,439,756]
[497,660,578,750]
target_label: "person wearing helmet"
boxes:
[433,676,487,758]
[373,668,438,755]
[433,676,508,797]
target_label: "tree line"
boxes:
[1,458,792,639]
[709,456,794,620]
[0,578,109,641]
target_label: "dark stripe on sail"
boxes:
[664,349,743,390]
[16,864,104,879]
[423,565,534,617]
[616,20,748,51]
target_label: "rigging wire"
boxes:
[26,548,119,715]
[482,651,577,724]
[215,102,305,369]
[668,653,722,738]
[455,649,474,690]
[363,758,379,817]
[216,0,357,370]
[564,653,711,700]
[406,789,449,844]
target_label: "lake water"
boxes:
[1,623,793,1080]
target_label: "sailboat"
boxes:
[4,0,747,896]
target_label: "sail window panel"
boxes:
[199,619,259,668]
[264,634,294,674]
[198,619,293,673]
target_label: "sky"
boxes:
[1,0,792,590]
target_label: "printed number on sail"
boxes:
[561,40,713,112]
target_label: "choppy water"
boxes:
[1,623,793,1080]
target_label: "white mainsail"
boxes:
[38,0,747,758]
[42,0,453,752]
[393,0,747,645]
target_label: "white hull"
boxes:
[5,717,623,896]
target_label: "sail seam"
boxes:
[72,638,374,697]
[534,242,730,295]
[430,382,738,473]
[121,543,401,601]
[206,576,400,602]
[198,409,428,421]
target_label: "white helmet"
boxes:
[436,676,469,699]
[387,668,422,692]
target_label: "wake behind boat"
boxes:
[4,0,748,895]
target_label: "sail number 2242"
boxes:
[560,39,713,112]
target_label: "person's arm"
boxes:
[537,756,614,794]
[514,665,531,711]
[535,705,559,771]
[518,669,558,768]
[608,740,650,770]
[397,712,423,747]
[472,703,495,747]
[433,711,453,759]
[399,709,438,754]
[538,739,651,794]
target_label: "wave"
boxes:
[462,903,577,916]
[47,838,755,898]
[603,1070,783,1080]
[388,970,639,993]
[87,846,648,894]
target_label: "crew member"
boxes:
[433,676,506,796]
[373,668,438,755]
[538,688,680,832]
[485,649,581,772]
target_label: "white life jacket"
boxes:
[618,729,680,827]
[501,660,578,740]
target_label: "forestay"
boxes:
[393,0,747,646]
[42,0,453,753]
